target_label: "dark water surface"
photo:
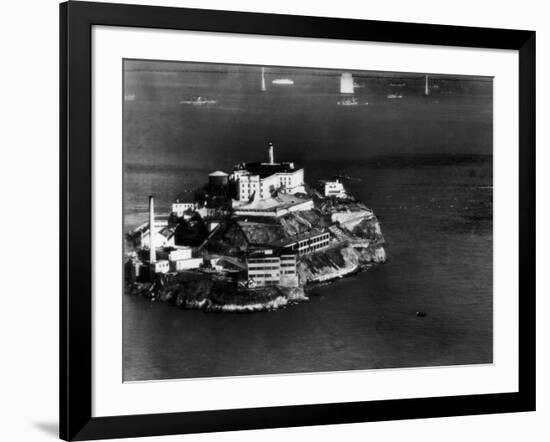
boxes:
[123,63,492,381]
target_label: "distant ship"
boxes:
[390,82,406,87]
[272,78,294,85]
[387,93,403,99]
[337,97,366,106]
[124,93,135,101]
[180,96,218,105]
[337,73,366,106]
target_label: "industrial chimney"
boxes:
[149,195,156,264]
[268,141,274,164]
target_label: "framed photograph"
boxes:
[60,1,535,440]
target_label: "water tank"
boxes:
[209,170,229,188]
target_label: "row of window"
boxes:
[247,258,280,263]
[248,266,280,271]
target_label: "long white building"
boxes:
[231,142,305,202]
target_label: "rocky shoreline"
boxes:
[127,221,386,312]
[126,198,386,312]
[127,275,308,312]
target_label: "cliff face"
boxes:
[297,214,386,283]
[128,273,308,312]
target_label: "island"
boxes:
[125,142,386,311]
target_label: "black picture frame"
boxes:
[60,1,536,440]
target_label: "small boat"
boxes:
[416,311,427,317]
[180,96,218,105]
[387,93,403,99]
[124,93,135,101]
[334,172,362,182]
[272,78,294,85]
[390,82,406,87]
[337,96,362,106]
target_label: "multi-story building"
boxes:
[246,250,281,287]
[281,231,331,256]
[279,254,298,287]
[231,142,305,202]
[246,250,298,287]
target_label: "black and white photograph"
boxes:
[123,59,493,382]
[0,0,542,440]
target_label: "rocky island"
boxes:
[125,142,386,311]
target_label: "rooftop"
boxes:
[234,193,312,212]
[234,161,300,179]
[209,170,229,177]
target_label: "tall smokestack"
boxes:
[268,141,274,164]
[149,195,156,263]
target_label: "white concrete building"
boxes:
[172,201,196,217]
[168,247,192,261]
[246,250,298,287]
[279,254,299,287]
[281,231,331,256]
[150,260,170,274]
[169,257,203,272]
[231,142,305,202]
[321,179,348,198]
[246,252,281,287]
[138,225,175,249]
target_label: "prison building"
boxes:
[281,231,331,256]
[230,142,305,202]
